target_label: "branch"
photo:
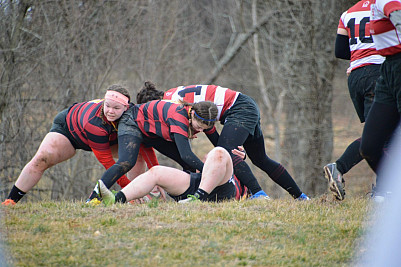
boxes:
[205,10,278,84]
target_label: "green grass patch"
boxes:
[1,197,372,266]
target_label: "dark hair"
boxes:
[181,101,218,138]
[107,84,131,102]
[136,81,164,104]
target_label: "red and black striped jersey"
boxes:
[135,100,190,141]
[66,99,117,151]
[163,85,239,121]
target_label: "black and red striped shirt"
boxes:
[66,99,116,151]
[65,99,160,188]
[135,100,190,141]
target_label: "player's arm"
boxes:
[204,126,219,147]
[335,28,351,60]
[390,10,401,33]
[173,133,204,172]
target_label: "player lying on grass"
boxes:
[97,146,248,205]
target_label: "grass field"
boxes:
[1,196,374,266]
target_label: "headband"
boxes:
[193,110,216,122]
[104,91,129,106]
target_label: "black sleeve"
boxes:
[173,133,204,172]
[100,134,141,188]
[206,130,220,147]
[335,34,351,60]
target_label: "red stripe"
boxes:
[372,19,397,35]
[184,92,195,103]
[139,145,159,168]
[351,47,381,60]
[205,85,216,101]
[163,88,176,100]
[71,105,87,145]
[221,89,236,116]
[147,101,157,135]
[383,1,401,17]
[271,164,285,180]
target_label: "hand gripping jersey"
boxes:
[338,0,385,71]
[370,0,401,56]
[163,85,239,122]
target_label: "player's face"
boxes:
[103,99,127,122]
[190,117,210,133]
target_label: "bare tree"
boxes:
[0,0,351,201]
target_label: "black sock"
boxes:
[7,185,26,203]
[336,138,363,175]
[233,161,263,194]
[115,192,127,203]
[194,188,209,201]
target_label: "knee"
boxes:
[30,151,54,170]
[209,147,230,161]
[146,166,165,183]
[119,161,136,173]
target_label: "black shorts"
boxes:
[49,108,82,150]
[170,173,236,202]
[348,64,381,122]
[374,53,401,113]
[220,93,263,138]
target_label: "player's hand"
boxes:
[232,146,246,160]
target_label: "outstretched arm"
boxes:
[174,133,204,172]
[100,134,142,188]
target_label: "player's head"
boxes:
[188,101,218,138]
[136,81,164,104]
[103,84,130,122]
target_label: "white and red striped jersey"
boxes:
[338,0,385,70]
[163,85,239,120]
[370,0,401,56]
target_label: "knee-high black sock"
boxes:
[233,160,263,194]
[336,138,363,175]
[7,185,26,203]
[267,164,302,198]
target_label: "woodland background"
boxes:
[0,0,374,201]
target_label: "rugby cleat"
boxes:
[178,194,201,203]
[1,199,16,206]
[296,193,310,201]
[249,190,271,200]
[324,163,345,200]
[97,180,116,206]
